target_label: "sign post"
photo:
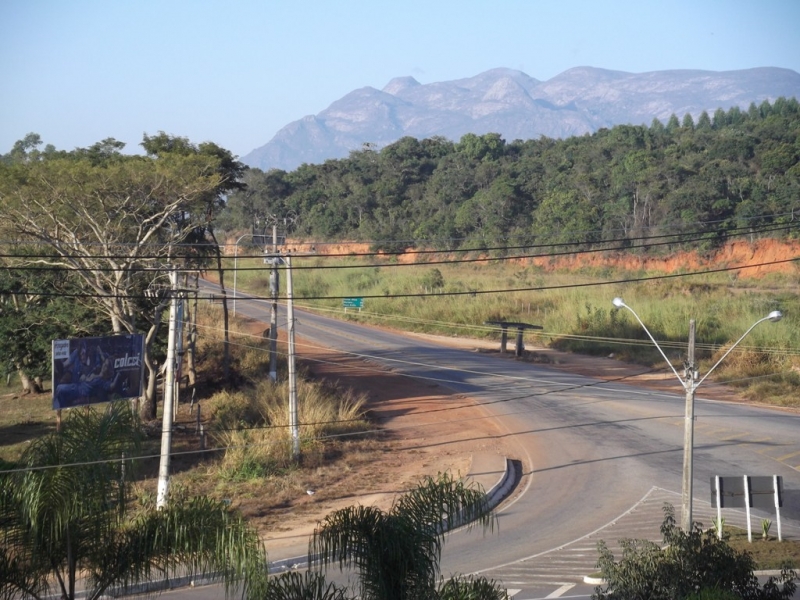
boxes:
[710,475,784,541]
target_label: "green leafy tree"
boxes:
[0,134,235,417]
[308,472,499,600]
[0,403,269,600]
[0,253,104,393]
[593,504,797,600]
[141,132,249,391]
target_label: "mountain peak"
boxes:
[242,66,800,172]
[383,76,421,96]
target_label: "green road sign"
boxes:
[343,297,364,309]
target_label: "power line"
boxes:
[2,256,799,301]
[0,221,796,267]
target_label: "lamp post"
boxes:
[611,297,782,531]
[232,233,253,317]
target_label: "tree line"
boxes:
[219,97,800,251]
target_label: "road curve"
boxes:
[204,282,800,595]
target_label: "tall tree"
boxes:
[141,132,249,388]
[0,135,224,415]
[0,250,104,393]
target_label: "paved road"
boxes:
[198,283,800,598]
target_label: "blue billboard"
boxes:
[52,334,145,410]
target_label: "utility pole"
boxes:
[157,267,178,509]
[269,225,279,382]
[286,253,300,461]
[613,298,782,532]
[681,320,696,532]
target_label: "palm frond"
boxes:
[264,571,349,600]
[394,472,494,535]
[309,471,496,600]
[1,403,268,600]
[94,495,268,599]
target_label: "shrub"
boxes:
[593,504,798,600]
[437,574,509,599]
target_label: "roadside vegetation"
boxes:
[231,252,800,409]
[593,505,797,600]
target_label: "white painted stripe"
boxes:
[506,590,521,597]
[546,583,576,598]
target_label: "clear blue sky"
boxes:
[2,0,799,159]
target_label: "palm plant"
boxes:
[308,472,498,600]
[0,403,269,600]
[436,574,509,600]
[263,571,350,600]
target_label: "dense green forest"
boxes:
[220,98,800,250]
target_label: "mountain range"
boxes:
[241,66,800,172]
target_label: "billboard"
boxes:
[52,334,145,410]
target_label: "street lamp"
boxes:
[232,232,253,317]
[611,297,782,531]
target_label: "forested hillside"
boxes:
[221,98,800,251]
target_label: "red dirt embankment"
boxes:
[280,238,800,279]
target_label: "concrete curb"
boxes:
[482,456,515,509]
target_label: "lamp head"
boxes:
[767,310,783,323]
[612,297,626,309]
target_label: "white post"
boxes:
[286,254,300,461]
[715,475,723,539]
[681,320,696,532]
[774,475,783,541]
[157,268,178,509]
[744,475,752,542]
[233,239,239,317]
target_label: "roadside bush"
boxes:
[208,375,369,482]
[437,574,509,599]
[593,504,797,600]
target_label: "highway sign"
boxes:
[343,297,364,309]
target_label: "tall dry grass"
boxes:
[233,254,800,407]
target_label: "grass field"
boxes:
[230,251,800,408]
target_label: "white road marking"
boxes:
[546,583,576,598]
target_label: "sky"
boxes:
[2,0,799,160]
